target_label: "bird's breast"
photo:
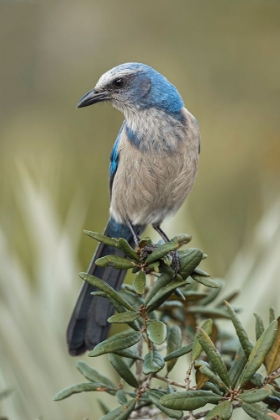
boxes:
[110,108,200,226]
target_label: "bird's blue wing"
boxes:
[109,121,125,197]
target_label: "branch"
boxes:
[153,374,187,389]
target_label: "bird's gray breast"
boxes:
[109,108,200,226]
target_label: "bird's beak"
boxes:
[77,88,109,108]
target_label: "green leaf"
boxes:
[265,317,280,374]
[114,348,143,361]
[191,274,219,288]
[100,399,136,420]
[250,372,264,388]
[237,320,278,388]
[146,280,189,312]
[108,311,140,324]
[98,399,111,415]
[199,279,224,305]
[201,382,223,395]
[146,242,179,264]
[145,272,173,304]
[187,306,231,319]
[241,402,275,420]
[118,238,140,261]
[171,233,192,245]
[164,343,193,361]
[192,319,213,360]
[143,351,165,375]
[270,307,276,323]
[183,291,208,301]
[166,326,182,373]
[195,361,228,391]
[84,231,119,248]
[193,267,210,277]
[116,389,128,405]
[147,389,183,419]
[132,270,146,294]
[76,361,116,390]
[147,319,167,345]
[53,382,115,401]
[178,248,203,279]
[254,313,265,341]
[80,273,134,312]
[228,345,247,388]
[89,331,142,357]
[196,327,230,387]
[239,388,271,403]
[108,354,138,388]
[224,301,252,358]
[159,390,221,411]
[118,289,145,310]
[96,255,136,270]
[204,400,233,420]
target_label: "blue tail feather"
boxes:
[67,217,145,355]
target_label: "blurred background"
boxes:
[0,0,280,419]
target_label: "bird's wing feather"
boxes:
[109,121,125,196]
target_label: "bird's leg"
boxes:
[125,218,141,247]
[152,225,171,242]
[152,224,180,276]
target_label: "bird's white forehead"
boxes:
[95,64,145,89]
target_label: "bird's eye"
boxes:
[113,78,126,88]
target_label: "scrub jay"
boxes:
[67,63,200,355]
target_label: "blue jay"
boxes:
[67,63,200,355]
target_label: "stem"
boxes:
[154,374,187,389]
[136,337,144,384]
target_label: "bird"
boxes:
[67,62,200,356]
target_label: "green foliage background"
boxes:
[0,1,280,419]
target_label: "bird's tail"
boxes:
[67,217,145,356]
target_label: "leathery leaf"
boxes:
[108,311,140,324]
[239,388,271,404]
[237,320,277,389]
[89,331,142,357]
[53,382,116,401]
[96,255,136,270]
[147,319,167,345]
[160,390,221,411]
[143,351,165,375]
[147,389,183,419]
[80,273,134,311]
[196,327,230,387]
[166,326,182,373]
[146,242,179,264]
[100,399,136,420]
[204,400,233,420]
[224,301,252,358]
[241,402,275,420]
[192,319,213,360]
[178,248,203,279]
[132,270,146,294]
[108,354,138,388]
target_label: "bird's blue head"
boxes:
[77,63,184,117]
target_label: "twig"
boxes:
[154,374,187,389]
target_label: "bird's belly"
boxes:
[110,147,198,226]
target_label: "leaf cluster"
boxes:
[54,232,280,420]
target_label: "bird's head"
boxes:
[77,63,184,118]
